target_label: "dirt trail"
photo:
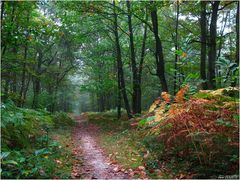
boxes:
[71,115,129,179]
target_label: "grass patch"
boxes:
[48,127,75,178]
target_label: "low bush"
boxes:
[1,100,53,149]
[1,100,74,179]
[140,87,239,178]
[52,112,75,128]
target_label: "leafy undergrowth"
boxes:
[1,100,75,179]
[88,87,239,179]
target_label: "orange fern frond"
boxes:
[175,84,189,103]
[161,92,171,103]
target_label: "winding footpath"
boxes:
[71,115,129,179]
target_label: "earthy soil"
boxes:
[71,115,129,179]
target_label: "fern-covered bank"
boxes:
[87,87,239,179]
[1,100,75,179]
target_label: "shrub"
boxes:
[1,100,52,149]
[52,112,75,128]
[142,87,239,178]
[1,101,74,179]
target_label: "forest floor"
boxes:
[71,115,130,179]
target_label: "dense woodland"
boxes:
[1,1,239,114]
[1,0,239,179]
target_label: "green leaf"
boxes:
[2,160,18,165]
[0,152,10,159]
[34,148,50,156]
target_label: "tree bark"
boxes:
[236,1,239,66]
[117,68,121,119]
[32,78,41,109]
[232,1,239,87]
[113,0,132,119]
[22,73,31,107]
[200,1,208,89]
[150,3,168,92]
[126,0,140,114]
[1,1,4,22]
[32,51,43,109]
[173,1,180,94]
[208,1,220,89]
[19,11,30,107]
[138,11,148,114]
[19,43,28,107]
[11,46,17,94]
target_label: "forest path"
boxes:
[71,114,129,179]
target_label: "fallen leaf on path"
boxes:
[113,167,118,172]
[110,160,117,164]
[138,166,145,171]
[120,168,125,172]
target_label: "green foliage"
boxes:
[1,141,72,179]
[1,100,52,148]
[216,57,239,86]
[1,101,74,178]
[52,112,75,128]
[138,116,155,127]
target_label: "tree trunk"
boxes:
[11,47,17,94]
[200,1,208,89]
[138,12,148,114]
[232,1,239,87]
[22,73,31,107]
[126,0,140,114]
[208,1,220,89]
[32,78,41,109]
[3,79,10,101]
[113,0,132,119]
[19,11,30,107]
[1,1,4,22]
[19,43,28,107]
[150,4,168,92]
[173,1,180,94]
[236,1,239,67]
[117,73,121,119]
[32,51,43,109]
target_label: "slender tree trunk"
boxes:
[3,79,10,101]
[19,43,28,106]
[150,4,168,92]
[1,2,15,57]
[32,78,41,109]
[11,47,17,94]
[208,1,220,89]
[126,0,140,114]
[19,11,30,107]
[117,75,121,118]
[113,0,132,119]
[236,2,239,66]
[114,50,121,118]
[173,1,180,94]
[232,2,239,87]
[1,1,4,22]
[200,1,208,89]
[22,73,30,107]
[138,12,148,114]
[32,51,42,109]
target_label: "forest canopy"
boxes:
[1,1,239,115]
